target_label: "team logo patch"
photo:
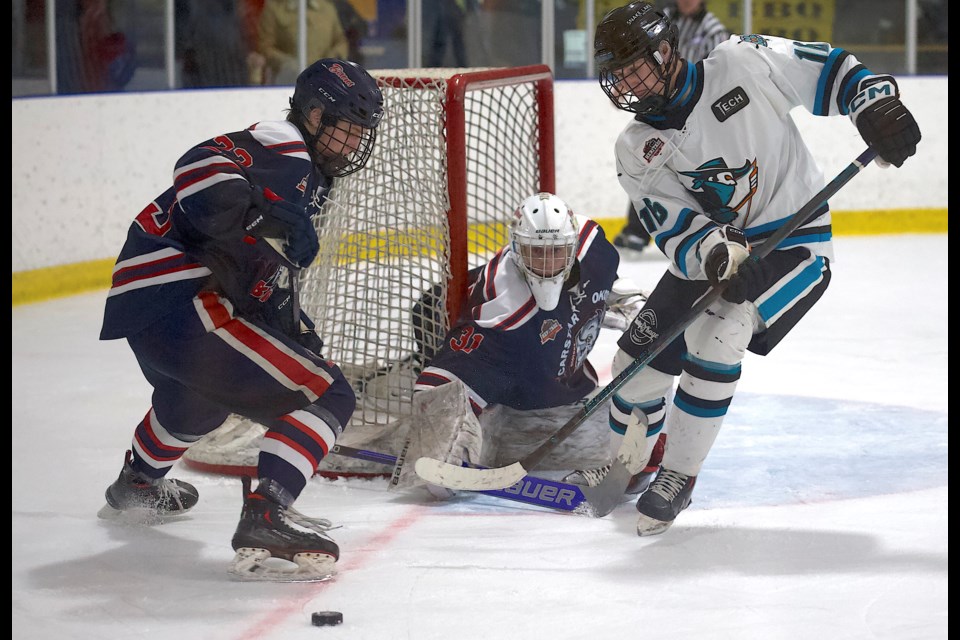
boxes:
[739,34,768,47]
[712,87,750,122]
[679,157,758,224]
[540,319,562,344]
[297,175,309,193]
[643,138,665,163]
[628,309,659,347]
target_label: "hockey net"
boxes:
[184,66,555,477]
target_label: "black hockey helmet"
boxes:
[289,58,384,177]
[594,1,680,118]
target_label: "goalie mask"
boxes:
[289,58,384,177]
[594,1,681,119]
[510,193,580,312]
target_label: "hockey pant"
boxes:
[124,291,356,501]
[610,250,830,475]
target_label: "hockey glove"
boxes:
[244,187,319,269]
[602,277,649,331]
[296,312,326,358]
[697,224,751,288]
[849,75,921,168]
[719,255,769,304]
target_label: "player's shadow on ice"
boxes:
[605,518,946,579]
[25,514,261,620]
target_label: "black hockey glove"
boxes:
[698,225,751,287]
[295,312,326,358]
[720,256,769,304]
[849,75,921,168]
[260,287,326,357]
[244,187,319,269]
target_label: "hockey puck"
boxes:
[311,611,343,627]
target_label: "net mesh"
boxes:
[300,68,550,427]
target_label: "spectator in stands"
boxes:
[424,0,473,67]
[256,0,349,85]
[176,0,252,88]
[611,0,732,258]
[331,0,369,66]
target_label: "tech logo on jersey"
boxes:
[628,308,659,347]
[712,87,750,122]
[679,157,758,224]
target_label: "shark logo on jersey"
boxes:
[568,310,602,375]
[628,308,659,347]
[739,34,768,47]
[679,158,758,224]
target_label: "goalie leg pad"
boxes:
[390,380,484,494]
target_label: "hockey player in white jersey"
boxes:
[574,1,921,536]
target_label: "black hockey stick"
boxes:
[416,147,879,503]
[330,444,612,517]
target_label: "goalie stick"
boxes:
[329,444,613,517]
[415,147,879,503]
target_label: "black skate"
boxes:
[229,476,339,582]
[97,450,199,522]
[635,468,696,537]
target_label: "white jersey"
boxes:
[615,34,876,281]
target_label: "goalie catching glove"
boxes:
[848,75,921,168]
[244,186,319,269]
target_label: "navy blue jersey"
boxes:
[101,120,332,340]
[416,216,620,413]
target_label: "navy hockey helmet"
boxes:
[594,1,681,119]
[289,58,384,177]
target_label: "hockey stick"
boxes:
[416,147,879,499]
[330,444,610,517]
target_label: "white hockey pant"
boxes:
[662,299,757,476]
[608,350,675,470]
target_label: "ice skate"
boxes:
[229,476,339,582]
[635,468,696,537]
[97,450,199,522]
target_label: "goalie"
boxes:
[393,192,657,498]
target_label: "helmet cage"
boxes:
[509,193,580,311]
[594,2,680,118]
[289,59,384,176]
[313,114,379,177]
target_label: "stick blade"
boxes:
[414,457,527,491]
[580,459,634,518]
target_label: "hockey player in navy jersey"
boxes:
[570,2,921,536]
[392,192,655,498]
[97,58,383,581]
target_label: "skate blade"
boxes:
[636,513,674,537]
[96,502,176,525]
[228,548,337,582]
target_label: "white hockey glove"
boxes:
[601,277,649,331]
[696,224,751,286]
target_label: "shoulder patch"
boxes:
[712,87,750,122]
[643,137,666,162]
[738,34,768,47]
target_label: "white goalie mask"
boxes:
[509,192,580,311]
